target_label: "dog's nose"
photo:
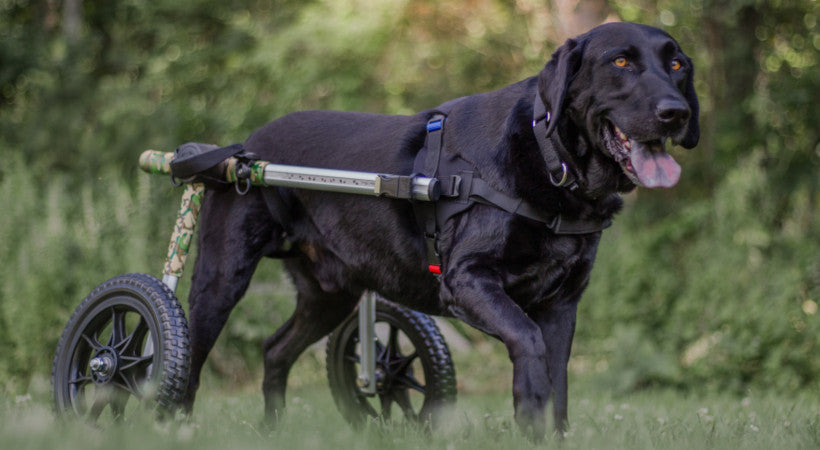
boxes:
[655,98,690,125]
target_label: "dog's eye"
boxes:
[671,59,682,71]
[613,56,628,68]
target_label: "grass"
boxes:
[3,372,817,450]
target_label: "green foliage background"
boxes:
[0,0,817,397]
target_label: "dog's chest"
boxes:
[501,223,601,308]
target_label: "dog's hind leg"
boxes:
[260,258,360,424]
[180,189,282,413]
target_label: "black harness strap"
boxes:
[170,142,246,181]
[423,115,447,180]
[414,114,448,269]
[468,178,610,234]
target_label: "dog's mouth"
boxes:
[602,121,681,188]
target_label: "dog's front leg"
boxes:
[445,272,550,441]
[530,301,578,436]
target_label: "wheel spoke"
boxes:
[112,366,145,398]
[87,387,111,421]
[118,354,154,397]
[376,337,388,362]
[387,325,401,358]
[68,373,93,389]
[81,331,105,351]
[358,394,379,418]
[379,394,393,420]
[393,351,419,374]
[119,354,153,373]
[111,378,140,398]
[395,374,426,394]
[109,390,130,421]
[393,389,418,420]
[117,316,148,354]
[107,308,127,347]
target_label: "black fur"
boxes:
[181,22,698,439]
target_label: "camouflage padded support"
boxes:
[163,183,204,278]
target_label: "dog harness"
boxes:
[413,94,611,273]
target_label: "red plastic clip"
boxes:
[428,264,442,274]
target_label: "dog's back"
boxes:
[246,110,425,173]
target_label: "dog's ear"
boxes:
[538,38,586,137]
[680,55,700,149]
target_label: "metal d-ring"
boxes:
[549,162,569,187]
[235,177,251,195]
[233,161,253,195]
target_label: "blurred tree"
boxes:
[546,0,615,41]
[61,0,82,43]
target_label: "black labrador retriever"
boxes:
[180,22,698,438]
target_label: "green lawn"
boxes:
[3,375,817,450]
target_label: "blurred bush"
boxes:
[581,151,819,394]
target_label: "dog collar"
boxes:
[532,93,580,191]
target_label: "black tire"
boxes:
[326,296,456,427]
[52,273,190,423]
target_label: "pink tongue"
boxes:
[630,144,681,188]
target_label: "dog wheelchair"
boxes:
[51,145,457,426]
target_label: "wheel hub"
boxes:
[374,368,387,390]
[89,348,118,384]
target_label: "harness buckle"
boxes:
[438,174,462,198]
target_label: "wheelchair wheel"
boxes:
[326,297,456,427]
[52,273,190,424]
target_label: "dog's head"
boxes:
[538,22,699,189]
